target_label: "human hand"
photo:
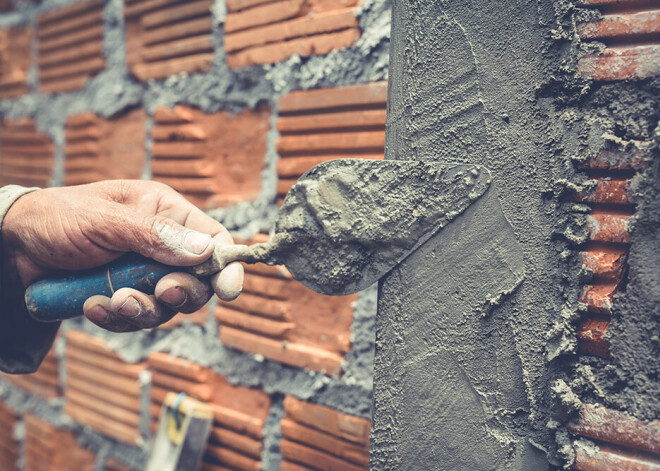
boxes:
[2,180,244,331]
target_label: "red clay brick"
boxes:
[275,83,387,201]
[148,353,271,469]
[24,414,96,471]
[281,439,366,471]
[569,404,660,455]
[3,346,60,399]
[575,179,634,205]
[125,0,214,81]
[573,441,660,471]
[216,235,355,375]
[224,8,357,52]
[281,418,369,465]
[0,25,31,98]
[587,210,631,244]
[224,0,361,67]
[276,131,385,154]
[227,28,360,68]
[577,317,610,358]
[279,82,388,113]
[65,331,146,444]
[150,105,269,209]
[37,1,105,93]
[580,145,650,170]
[225,0,304,33]
[577,10,660,40]
[64,109,146,185]
[0,118,54,187]
[283,396,370,444]
[579,45,660,81]
[579,282,618,315]
[580,246,628,280]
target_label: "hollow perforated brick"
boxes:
[37,1,105,93]
[24,414,96,471]
[280,396,369,470]
[224,0,361,68]
[217,233,356,376]
[570,404,660,470]
[0,25,31,98]
[570,404,660,455]
[64,109,147,185]
[577,2,660,81]
[124,0,214,81]
[3,345,60,399]
[0,401,19,471]
[276,82,386,204]
[148,352,271,470]
[0,118,54,187]
[150,105,269,209]
[64,331,146,445]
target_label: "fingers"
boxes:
[89,204,216,267]
[83,295,139,332]
[83,271,215,332]
[212,261,244,301]
[84,288,177,331]
[154,272,213,313]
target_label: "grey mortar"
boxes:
[261,394,285,471]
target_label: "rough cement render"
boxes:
[370,0,659,468]
[0,0,390,467]
[563,81,660,422]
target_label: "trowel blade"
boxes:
[267,159,492,295]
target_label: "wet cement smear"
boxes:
[239,159,490,295]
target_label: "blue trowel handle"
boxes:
[25,253,183,323]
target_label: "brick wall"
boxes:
[0,118,54,187]
[151,105,270,209]
[0,25,31,99]
[566,0,660,468]
[0,0,386,468]
[64,109,147,185]
[224,0,361,68]
[37,1,105,93]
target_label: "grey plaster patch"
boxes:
[261,394,285,471]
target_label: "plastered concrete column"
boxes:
[371,0,566,468]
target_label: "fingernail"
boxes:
[160,286,187,308]
[118,296,142,318]
[87,304,109,323]
[184,231,212,255]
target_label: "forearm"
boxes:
[0,186,59,374]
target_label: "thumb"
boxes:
[96,206,215,266]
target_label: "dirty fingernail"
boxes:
[184,231,212,255]
[87,304,109,323]
[118,296,142,318]
[160,286,187,308]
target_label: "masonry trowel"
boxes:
[25,159,491,322]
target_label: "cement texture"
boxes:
[243,160,490,295]
[371,0,659,468]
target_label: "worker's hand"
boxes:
[2,180,244,331]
